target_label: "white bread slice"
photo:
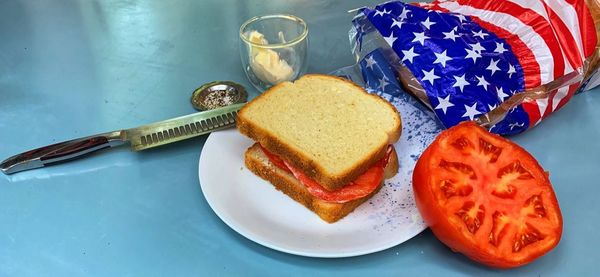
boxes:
[237,74,402,191]
[244,143,399,223]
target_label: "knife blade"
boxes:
[0,103,244,175]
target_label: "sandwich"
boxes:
[237,74,401,223]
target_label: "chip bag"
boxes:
[348,0,600,135]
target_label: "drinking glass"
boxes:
[239,14,308,92]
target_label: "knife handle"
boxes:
[1,131,126,175]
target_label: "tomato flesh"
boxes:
[260,145,392,203]
[413,122,562,268]
[260,145,291,173]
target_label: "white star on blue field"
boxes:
[354,1,531,135]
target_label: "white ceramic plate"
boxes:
[198,95,442,258]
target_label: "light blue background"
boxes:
[1,0,598,276]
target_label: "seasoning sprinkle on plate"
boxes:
[191,81,248,111]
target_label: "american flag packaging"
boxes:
[349,0,600,135]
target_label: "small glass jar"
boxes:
[239,14,308,92]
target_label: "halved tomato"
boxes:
[413,122,562,268]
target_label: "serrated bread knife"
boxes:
[1,103,244,175]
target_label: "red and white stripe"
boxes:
[428,0,596,126]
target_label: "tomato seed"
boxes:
[479,138,503,163]
[513,223,545,252]
[451,136,473,151]
[497,160,534,180]
[440,160,477,180]
[524,194,547,218]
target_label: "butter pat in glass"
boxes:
[240,14,308,91]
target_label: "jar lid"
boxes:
[191,81,248,111]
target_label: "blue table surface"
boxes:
[1,0,599,276]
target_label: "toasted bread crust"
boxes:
[244,143,399,223]
[237,74,402,191]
